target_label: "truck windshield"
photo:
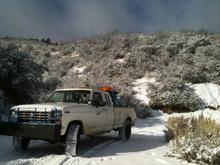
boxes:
[46,90,91,104]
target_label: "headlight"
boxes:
[10,110,18,122]
[51,108,62,119]
[53,110,62,118]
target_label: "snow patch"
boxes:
[115,58,125,64]
[167,108,220,124]
[71,51,80,58]
[155,158,169,164]
[191,83,220,109]
[50,51,60,56]
[133,77,159,105]
[73,66,87,74]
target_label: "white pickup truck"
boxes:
[0,88,136,156]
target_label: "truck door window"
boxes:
[78,92,90,104]
[107,95,113,107]
[105,94,111,107]
[93,92,104,106]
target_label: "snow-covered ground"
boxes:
[1,81,220,165]
[164,108,220,124]
[114,58,125,64]
[50,51,60,56]
[1,109,219,165]
[0,111,201,165]
[191,83,220,109]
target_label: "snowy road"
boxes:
[0,115,196,165]
[0,135,119,165]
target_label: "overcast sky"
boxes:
[0,0,220,41]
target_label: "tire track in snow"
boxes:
[82,139,115,157]
[0,134,119,165]
[30,137,117,165]
[63,139,119,165]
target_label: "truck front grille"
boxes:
[18,111,51,122]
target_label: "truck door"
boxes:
[104,93,114,131]
[91,92,107,133]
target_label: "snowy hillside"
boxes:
[1,32,220,165]
[1,31,220,110]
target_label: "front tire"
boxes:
[118,120,131,141]
[13,136,30,151]
[65,125,80,157]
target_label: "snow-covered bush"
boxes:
[165,116,220,165]
[150,82,203,112]
[119,87,135,107]
[135,105,152,119]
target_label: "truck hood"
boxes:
[11,104,62,112]
[11,103,89,112]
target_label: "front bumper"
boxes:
[0,122,61,140]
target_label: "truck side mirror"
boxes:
[91,100,106,107]
[91,100,99,107]
[102,102,107,106]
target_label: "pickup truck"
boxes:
[0,88,136,156]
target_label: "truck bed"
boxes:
[113,107,135,129]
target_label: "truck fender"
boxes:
[65,120,84,136]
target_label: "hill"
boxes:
[0,31,220,111]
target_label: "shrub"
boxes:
[119,87,135,107]
[0,44,44,104]
[150,83,204,112]
[164,116,188,142]
[165,115,220,165]
[135,105,152,119]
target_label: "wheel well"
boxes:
[66,120,84,135]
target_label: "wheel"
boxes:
[118,120,131,141]
[65,125,80,157]
[13,136,30,151]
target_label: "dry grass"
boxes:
[165,115,220,164]
[164,116,189,142]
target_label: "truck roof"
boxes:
[55,88,108,93]
[56,88,92,91]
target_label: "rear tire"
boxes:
[13,136,30,151]
[65,125,80,157]
[118,120,131,141]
